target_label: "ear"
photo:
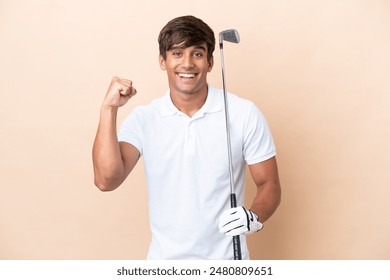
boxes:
[159,55,166,70]
[207,56,214,72]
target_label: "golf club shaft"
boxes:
[220,47,235,198]
[220,43,242,260]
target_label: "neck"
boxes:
[170,86,208,117]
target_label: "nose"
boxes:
[181,54,194,69]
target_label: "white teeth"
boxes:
[178,73,195,78]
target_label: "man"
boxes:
[92,15,281,260]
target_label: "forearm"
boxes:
[250,179,281,223]
[92,106,125,191]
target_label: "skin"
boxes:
[92,42,281,224]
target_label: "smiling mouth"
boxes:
[177,73,197,79]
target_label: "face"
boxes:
[159,43,214,96]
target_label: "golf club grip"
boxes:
[233,235,242,260]
[231,194,242,260]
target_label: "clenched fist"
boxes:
[103,77,137,108]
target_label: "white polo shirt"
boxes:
[118,86,276,259]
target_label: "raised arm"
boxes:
[92,77,140,191]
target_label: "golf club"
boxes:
[219,29,241,260]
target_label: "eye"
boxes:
[172,51,182,57]
[193,52,204,57]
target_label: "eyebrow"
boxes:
[169,44,207,51]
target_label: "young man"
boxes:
[92,15,281,260]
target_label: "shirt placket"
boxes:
[184,118,196,156]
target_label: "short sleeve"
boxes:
[242,103,276,165]
[118,108,143,155]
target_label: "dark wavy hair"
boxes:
[158,15,215,62]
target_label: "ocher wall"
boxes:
[1,0,389,259]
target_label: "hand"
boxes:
[218,206,263,236]
[103,77,137,108]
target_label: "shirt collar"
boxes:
[160,85,222,117]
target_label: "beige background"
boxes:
[1,0,389,259]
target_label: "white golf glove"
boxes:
[218,206,263,236]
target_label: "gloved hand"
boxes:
[218,206,263,236]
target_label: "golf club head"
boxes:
[219,29,240,47]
